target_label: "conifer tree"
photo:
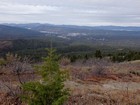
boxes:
[22,48,69,105]
[95,50,102,59]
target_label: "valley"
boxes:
[0,23,140,105]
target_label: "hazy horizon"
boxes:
[2,22,140,27]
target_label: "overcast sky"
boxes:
[0,0,140,26]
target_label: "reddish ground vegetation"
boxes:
[0,59,140,105]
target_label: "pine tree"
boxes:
[22,48,69,105]
[94,50,102,59]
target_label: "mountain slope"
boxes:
[0,25,45,39]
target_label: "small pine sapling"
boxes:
[22,48,69,105]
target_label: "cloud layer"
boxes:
[0,0,140,26]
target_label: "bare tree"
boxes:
[0,53,34,105]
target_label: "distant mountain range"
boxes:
[0,23,140,54]
[4,23,140,32]
[0,24,44,40]
[0,23,140,49]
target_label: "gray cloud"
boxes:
[0,0,140,26]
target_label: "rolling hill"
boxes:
[5,23,140,32]
[0,25,45,40]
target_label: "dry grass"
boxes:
[65,80,140,105]
[0,58,140,105]
[64,59,140,105]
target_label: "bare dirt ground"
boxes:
[0,59,140,105]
